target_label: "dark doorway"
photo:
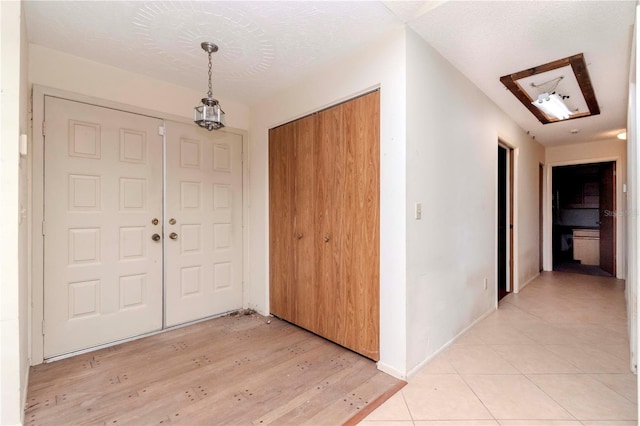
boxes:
[599,162,616,275]
[539,163,544,272]
[551,162,615,276]
[498,145,512,300]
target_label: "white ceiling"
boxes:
[24,1,636,146]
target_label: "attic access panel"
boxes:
[500,53,600,124]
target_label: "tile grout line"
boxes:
[457,372,498,422]
[587,372,639,404]
[399,389,416,426]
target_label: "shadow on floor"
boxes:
[553,259,613,277]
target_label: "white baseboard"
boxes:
[406,306,497,380]
[517,272,540,293]
[376,361,406,380]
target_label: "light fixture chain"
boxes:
[207,51,213,99]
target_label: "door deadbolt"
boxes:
[151,218,159,225]
[169,232,178,240]
[151,233,161,242]
[169,218,177,225]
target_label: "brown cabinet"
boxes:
[269,91,380,360]
[573,228,600,265]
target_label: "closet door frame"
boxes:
[31,85,250,364]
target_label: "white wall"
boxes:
[627,5,639,381]
[248,28,408,376]
[1,1,30,424]
[545,139,628,279]
[249,26,544,377]
[404,29,544,373]
[29,44,250,130]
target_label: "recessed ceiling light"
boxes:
[617,131,627,140]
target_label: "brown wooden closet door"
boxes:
[269,123,296,322]
[269,90,380,360]
[292,115,317,330]
[269,115,317,326]
[337,91,380,359]
[315,104,344,341]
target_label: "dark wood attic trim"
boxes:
[569,54,600,116]
[499,74,550,123]
[500,53,600,125]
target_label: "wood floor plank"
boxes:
[26,313,403,426]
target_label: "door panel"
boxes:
[164,122,243,327]
[44,96,163,358]
[269,124,296,322]
[339,92,380,358]
[293,115,317,331]
[315,105,343,341]
[599,162,615,275]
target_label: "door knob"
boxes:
[169,232,178,240]
[296,232,303,240]
[323,234,330,243]
[151,233,161,242]
[151,218,159,225]
[169,218,177,225]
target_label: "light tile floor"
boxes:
[361,272,638,426]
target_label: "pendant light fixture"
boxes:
[194,42,225,130]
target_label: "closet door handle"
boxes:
[169,232,178,240]
[323,234,330,243]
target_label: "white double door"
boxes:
[43,97,242,358]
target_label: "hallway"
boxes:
[362,272,637,425]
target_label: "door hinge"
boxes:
[158,126,165,136]
[42,121,46,136]
[42,320,45,336]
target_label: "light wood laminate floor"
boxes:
[26,312,403,425]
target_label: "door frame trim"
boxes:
[543,157,622,277]
[31,85,250,364]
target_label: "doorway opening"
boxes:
[498,144,514,301]
[539,163,544,273]
[551,162,616,277]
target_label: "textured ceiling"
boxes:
[24,1,402,105]
[24,1,635,146]
[408,1,635,146]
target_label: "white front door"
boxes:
[43,96,164,357]
[164,121,243,326]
